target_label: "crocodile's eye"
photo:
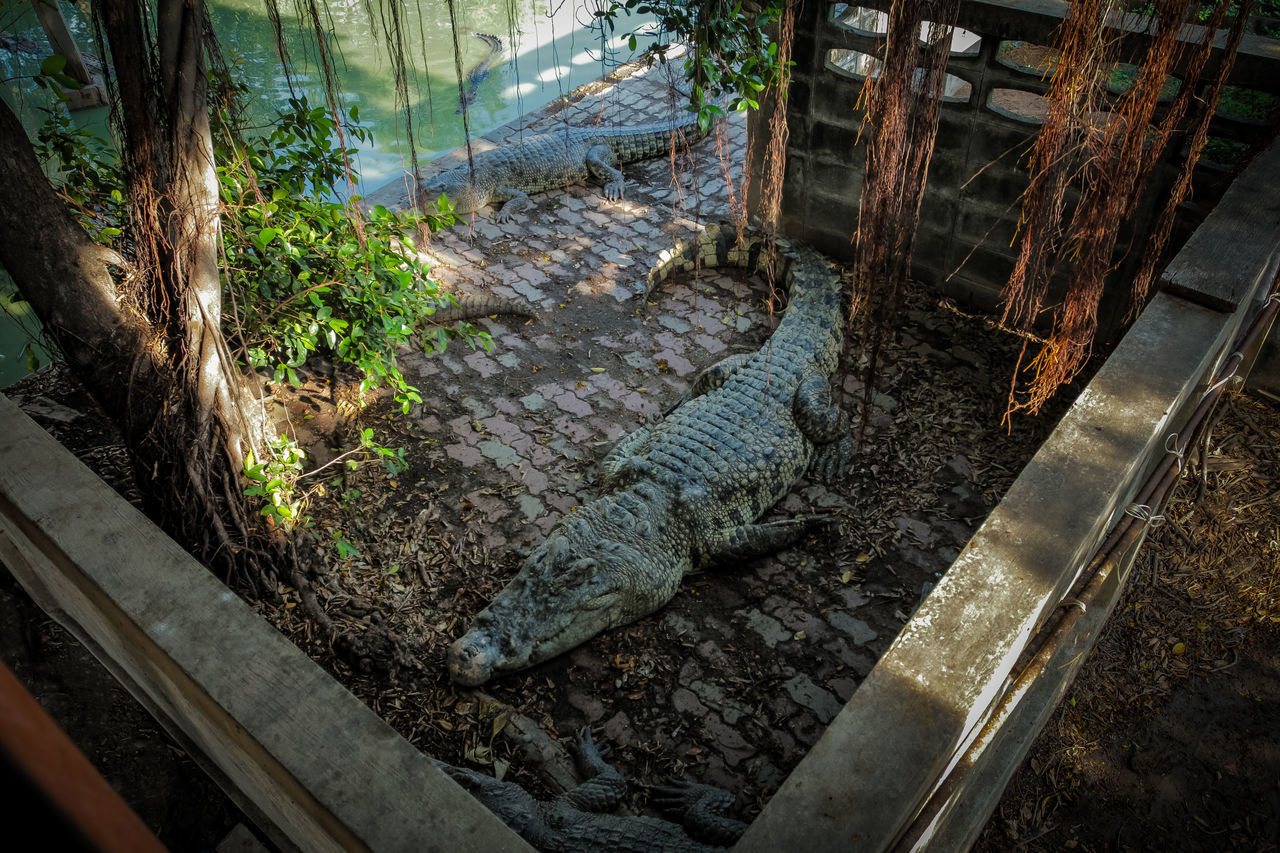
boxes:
[547,558,598,595]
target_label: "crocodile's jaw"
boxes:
[447,631,505,687]
[447,583,632,685]
[447,494,683,685]
[446,556,641,685]
[417,177,484,216]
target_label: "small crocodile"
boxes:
[456,33,503,115]
[429,292,537,326]
[415,114,707,223]
[448,223,851,685]
[436,726,746,852]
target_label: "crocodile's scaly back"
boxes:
[415,113,710,222]
[448,223,851,685]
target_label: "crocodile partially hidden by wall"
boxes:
[436,726,746,852]
[414,113,707,223]
[447,223,851,685]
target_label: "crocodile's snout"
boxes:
[447,631,498,686]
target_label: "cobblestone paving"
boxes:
[347,59,1051,815]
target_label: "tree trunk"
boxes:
[2,0,276,582]
[0,97,159,429]
[2,0,413,672]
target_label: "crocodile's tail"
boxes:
[456,34,504,114]
[429,293,537,325]
[472,32,503,53]
[643,221,790,298]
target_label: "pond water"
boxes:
[206,0,662,193]
[0,0,661,388]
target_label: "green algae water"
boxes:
[205,0,661,195]
[0,0,660,388]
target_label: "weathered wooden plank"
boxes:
[1161,136,1280,313]
[0,395,530,853]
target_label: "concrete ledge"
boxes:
[0,395,530,853]
[736,137,1280,853]
[1161,140,1280,312]
[735,293,1236,852]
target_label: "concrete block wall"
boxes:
[753,0,1280,337]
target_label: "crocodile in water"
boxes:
[436,726,745,852]
[415,114,707,223]
[447,223,851,685]
[456,33,503,115]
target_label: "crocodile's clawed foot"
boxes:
[810,435,855,484]
[603,180,625,201]
[572,725,612,762]
[651,780,747,846]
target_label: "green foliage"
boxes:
[32,53,84,92]
[242,437,309,527]
[33,75,486,414]
[32,68,474,550]
[31,103,127,248]
[1216,85,1280,121]
[241,427,408,534]
[215,92,487,413]
[595,1,788,131]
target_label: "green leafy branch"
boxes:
[595,0,788,132]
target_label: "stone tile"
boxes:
[462,350,501,379]
[478,440,521,470]
[740,608,790,648]
[827,611,878,646]
[781,674,843,725]
[652,350,695,376]
[519,392,547,412]
[445,443,484,468]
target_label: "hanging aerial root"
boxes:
[1003,0,1255,417]
[850,0,959,443]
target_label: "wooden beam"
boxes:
[0,395,531,853]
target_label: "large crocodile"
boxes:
[448,223,852,685]
[436,726,745,852]
[414,114,707,223]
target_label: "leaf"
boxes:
[40,54,68,76]
[491,707,510,738]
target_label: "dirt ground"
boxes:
[2,56,1278,852]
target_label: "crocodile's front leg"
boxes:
[585,144,625,200]
[651,781,747,847]
[793,370,843,442]
[697,516,833,567]
[599,422,654,488]
[562,726,628,813]
[493,188,535,223]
